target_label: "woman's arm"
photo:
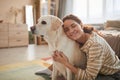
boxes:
[52,50,78,74]
[64,60,79,74]
[53,43,104,80]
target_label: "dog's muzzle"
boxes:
[30,26,36,34]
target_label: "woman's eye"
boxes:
[64,28,69,32]
[71,24,76,28]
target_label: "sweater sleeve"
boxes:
[76,43,104,80]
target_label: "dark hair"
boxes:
[62,14,94,34]
[62,14,82,24]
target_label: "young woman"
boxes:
[52,14,120,80]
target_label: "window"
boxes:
[72,0,120,24]
[41,0,48,15]
[89,0,103,18]
[73,0,87,19]
[114,0,120,15]
[25,5,34,31]
[41,0,57,15]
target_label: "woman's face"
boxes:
[63,19,84,41]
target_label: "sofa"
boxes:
[99,20,120,58]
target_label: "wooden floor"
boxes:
[0,44,50,66]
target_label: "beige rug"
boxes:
[0,58,52,80]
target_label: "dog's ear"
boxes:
[51,17,63,31]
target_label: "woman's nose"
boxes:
[69,28,74,33]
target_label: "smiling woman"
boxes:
[52,14,120,80]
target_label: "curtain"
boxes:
[57,0,66,19]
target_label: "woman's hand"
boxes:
[52,50,78,74]
[52,50,69,65]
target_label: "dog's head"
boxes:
[31,15,63,37]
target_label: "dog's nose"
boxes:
[30,26,36,34]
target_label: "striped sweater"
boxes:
[76,32,120,80]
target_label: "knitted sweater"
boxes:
[76,32,120,80]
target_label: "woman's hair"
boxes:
[62,14,94,34]
[62,14,82,24]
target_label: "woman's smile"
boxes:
[69,30,79,39]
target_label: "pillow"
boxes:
[105,27,120,31]
[105,20,120,30]
[102,33,120,58]
[93,26,103,30]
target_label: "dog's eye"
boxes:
[41,21,47,24]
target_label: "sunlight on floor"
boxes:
[0,44,50,66]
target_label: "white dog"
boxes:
[31,15,86,80]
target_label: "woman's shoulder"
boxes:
[91,32,111,49]
[86,32,106,47]
[91,32,106,42]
